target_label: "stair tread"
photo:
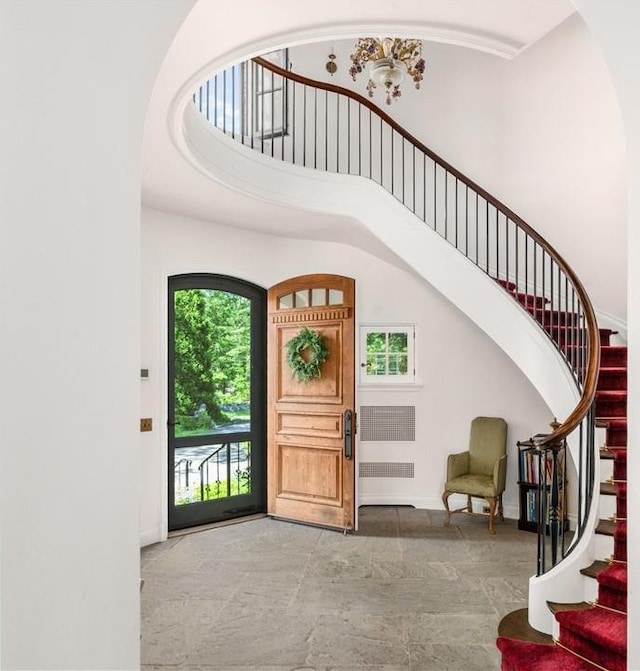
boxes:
[596,519,616,536]
[498,608,553,644]
[580,560,610,580]
[548,601,591,614]
[601,481,616,496]
[596,417,627,427]
[601,446,628,457]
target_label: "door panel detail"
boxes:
[277,411,342,437]
[277,322,343,403]
[277,444,342,503]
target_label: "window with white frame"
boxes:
[359,325,415,385]
[194,49,289,141]
[250,49,289,139]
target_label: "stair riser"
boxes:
[607,435,627,447]
[559,629,626,671]
[599,495,616,520]
[584,578,598,604]
[600,348,628,367]
[597,371,627,391]
[517,294,548,309]
[528,309,581,327]
[599,589,627,612]
[545,328,613,348]
[600,459,613,481]
[496,279,517,292]
[613,458,627,480]
[594,533,614,558]
[595,399,627,417]
[606,428,627,446]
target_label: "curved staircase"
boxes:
[497,320,627,669]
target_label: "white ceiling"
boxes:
[142,0,576,247]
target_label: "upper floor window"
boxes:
[194,49,289,141]
[249,50,289,139]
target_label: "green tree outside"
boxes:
[174,289,251,436]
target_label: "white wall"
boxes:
[289,16,627,326]
[141,206,552,542]
[499,14,627,324]
[0,1,193,668]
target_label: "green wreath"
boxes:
[286,327,329,382]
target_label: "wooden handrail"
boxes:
[253,55,600,447]
[253,57,600,449]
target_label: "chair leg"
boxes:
[466,495,473,514]
[487,497,497,534]
[498,494,504,522]
[442,491,452,526]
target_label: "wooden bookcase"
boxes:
[517,443,568,533]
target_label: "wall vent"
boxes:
[359,462,415,478]
[359,405,415,442]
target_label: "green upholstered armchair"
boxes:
[442,416,508,534]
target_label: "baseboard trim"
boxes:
[358,495,518,521]
[359,494,443,509]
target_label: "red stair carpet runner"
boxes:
[495,285,628,670]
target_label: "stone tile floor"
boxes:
[141,506,538,670]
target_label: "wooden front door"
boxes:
[267,274,355,531]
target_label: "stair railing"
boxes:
[193,56,600,572]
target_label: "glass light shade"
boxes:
[369,58,406,89]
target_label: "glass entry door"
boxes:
[168,274,266,531]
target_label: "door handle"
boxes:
[344,409,353,460]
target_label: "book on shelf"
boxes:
[518,446,564,486]
[523,487,565,525]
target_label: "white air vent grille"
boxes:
[359,405,415,442]
[359,462,415,478]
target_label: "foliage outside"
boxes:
[176,471,251,506]
[174,289,251,435]
[366,331,408,376]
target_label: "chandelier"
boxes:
[349,38,425,105]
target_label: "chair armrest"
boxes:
[446,451,470,480]
[493,454,507,494]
